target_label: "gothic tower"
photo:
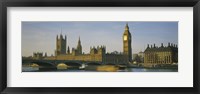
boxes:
[76,36,82,55]
[123,23,132,62]
[55,34,66,56]
[67,46,70,54]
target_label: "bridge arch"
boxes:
[31,61,55,67]
[57,63,68,69]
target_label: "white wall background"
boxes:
[7,7,193,87]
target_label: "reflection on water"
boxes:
[22,67,39,72]
[126,68,178,72]
[22,66,178,72]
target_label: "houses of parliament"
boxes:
[31,23,178,66]
[33,23,133,64]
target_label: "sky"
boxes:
[22,22,178,57]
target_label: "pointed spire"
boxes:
[78,36,81,45]
[67,46,70,54]
[125,22,129,31]
[60,34,63,39]
[60,27,63,39]
[77,36,82,53]
[126,22,128,27]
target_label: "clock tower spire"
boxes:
[123,23,132,62]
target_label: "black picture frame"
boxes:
[0,0,200,94]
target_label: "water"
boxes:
[22,66,178,72]
[126,68,178,72]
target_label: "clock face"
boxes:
[124,35,127,41]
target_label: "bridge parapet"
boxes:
[22,59,125,67]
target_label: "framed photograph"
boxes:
[1,0,200,94]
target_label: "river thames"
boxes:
[22,66,178,72]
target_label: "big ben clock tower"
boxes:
[123,23,132,62]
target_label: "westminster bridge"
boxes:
[22,59,127,70]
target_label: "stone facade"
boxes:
[55,34,67,56]
[44,24,132,64]
[133,51,144,63]
[144,43,178,64]
[33,52,43,60]
[123,23,132,62]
